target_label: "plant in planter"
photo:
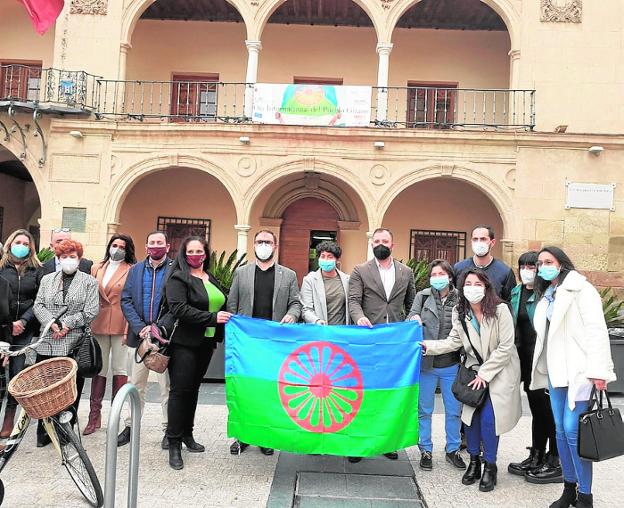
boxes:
[208,249,247,291]
[37,247,55,263]
[600,288,624,338]
[405,258,430,293]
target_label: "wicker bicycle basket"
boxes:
[8,357,78,419]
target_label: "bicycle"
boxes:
[0,331,104,507]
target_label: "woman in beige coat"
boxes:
[423,268,521,493]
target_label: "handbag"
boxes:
[72,325,103,378]
[135,324,170,374]
[451,315,488,408]
[578,387,624,462]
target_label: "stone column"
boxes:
[234,224,251,259]
[244,40,262,119]
[366,231,374,261]
[375,43,393,124]
[116,43,132,113]
[501,239,515,268]
[508,49,522,124]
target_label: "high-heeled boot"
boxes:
[462,454,482,485]
[112,375,128,402]
[479,461,498,492]
[576,493,592,508]
[83,375,106,435]
[168,440,183,470]
[549,481,578,508]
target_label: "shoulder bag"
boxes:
[72,324,103,378]
[578,387,624,462]
[451,315,488,408]
[135,298,177,374]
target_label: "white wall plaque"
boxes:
[565,182,615,211]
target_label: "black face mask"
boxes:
[373,244,391,260]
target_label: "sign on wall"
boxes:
[252,83,372,127]
[565,181,616,211]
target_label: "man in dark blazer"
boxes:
[42,229,92,275]
[227,229,301,456]
[348,227,416,462]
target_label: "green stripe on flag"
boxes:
[226,376,419,457]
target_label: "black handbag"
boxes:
[451,316,488,408]
[72,326,103,378]
[578,387,624,462]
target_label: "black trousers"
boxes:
[7,331,34,409]
[525,384,558,455]
[36,354,85,434]
[166,341,213,442]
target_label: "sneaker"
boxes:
[446,450,467,469]
[420,451,433,470]
[229,440,249,455]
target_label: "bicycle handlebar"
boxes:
[0,321,53,358]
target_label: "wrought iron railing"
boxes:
[0,65,100,111]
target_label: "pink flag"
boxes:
[18,0,65,35]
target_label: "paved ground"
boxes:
[2,383,623,507]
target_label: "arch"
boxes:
[242,158,374,229]
[377,165,514,238]
[252,0,383,42]
[385,0,519,50]
[121,0,253,46]
[103,154,243,226]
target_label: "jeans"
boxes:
[166,341,213,442]
[7,331,34,409]
[464,396,499,463]
[548,383,592,494]
[525,385,557,455]
[418,364,462,453]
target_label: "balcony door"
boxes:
[407,81,457,128]
[1,62,42,101]
[170,73,218,122]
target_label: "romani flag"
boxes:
[225,315,422,456]
[18,0,64,35]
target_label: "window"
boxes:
[62,207,87,233]
[0,62,42,101]
[170,74,218,122]
[407,81,457,128]
[293,77,344,86]
[157,216,211,258]
[410,230,466,265]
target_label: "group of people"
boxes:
[0,223,616,508]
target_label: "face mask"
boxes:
[463,286,485,304]
[186,254,206,269]
[318,259,336,273]
[109,247,126,262]
[147,246,168,261]
[472,241,490,257]
[538,265,560,282]
[60,258,80,275]
[10,244,29,259]
[373,244,391,261]
[255,243,274,261]
[430,275,450,291]
[520,268,536,286]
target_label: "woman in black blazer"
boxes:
[164,236,231,470]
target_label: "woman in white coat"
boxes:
[531,247,616,508]
[422,268,521,493]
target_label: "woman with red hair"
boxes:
[33,239,99,444]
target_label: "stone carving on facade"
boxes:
[250,0,260,7]
[370,164,388,186]
[70,0,108,15]
[236,156,257,177]
[540,0,582,23]
[381,0,396,10]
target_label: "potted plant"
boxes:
[601,288,624,393]
[405,258,430,293]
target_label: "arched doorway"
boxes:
[117,166,237,258]
[0,145,41,247]
[382,177,505,264]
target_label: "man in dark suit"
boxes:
[227,229,301,456]
[349,227,416,462]
[42,228,92,275]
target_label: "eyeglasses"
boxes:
[254,240,274,246]
[52,228,71,233]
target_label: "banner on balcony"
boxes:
[252,83,372,127]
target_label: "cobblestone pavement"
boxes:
[2,390,623,507]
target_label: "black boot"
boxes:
[479,461,497,492]
[168,440,183,470]
[525,453,564,484]
[508,447,543,476]
[549,481,578,508]
[576,493,592,508]
[462,454,482,485]
[182,435,205,453]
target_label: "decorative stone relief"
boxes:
[370,164,388,186]
[250,0,260,7]
[381,0,396,10]
[236,156,256,177]
[540,0,582,23]
[70,0,108,15]
[504,168,516,190]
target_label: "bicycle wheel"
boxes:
[54,419,103,508]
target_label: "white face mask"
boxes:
[520,268,536,286]
[472,241,490,257]
[254,243,274,261]
[60,258,80,275]
[463,286,485,304]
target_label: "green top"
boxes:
[204,280,226,338]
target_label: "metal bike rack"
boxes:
[104,383,141,508]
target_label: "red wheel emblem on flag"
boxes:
[278,341,363,433]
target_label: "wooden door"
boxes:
[279,198,339,284]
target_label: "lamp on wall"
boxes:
[69,130,83,139]
[588,146,604,156]
[239,136,250,145]
[374,141,385,150]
